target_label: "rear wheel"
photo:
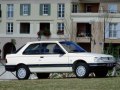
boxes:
[37,73,50,79]
[16,65,30,80]
[74,63,90,78]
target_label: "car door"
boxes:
[21,43,43,72]
[37,42,70,72]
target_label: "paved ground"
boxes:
[0,61,17,80]
[0,60,37,80]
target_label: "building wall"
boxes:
[0,0,72,58]
[71,1,120,53]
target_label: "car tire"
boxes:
[37,73,50,79]
[16,65,30,80]
[74,63,90,78]
[94,68,108,77]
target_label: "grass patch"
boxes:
[0,77,120,90]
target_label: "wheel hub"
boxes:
[76,66,86,77]
[18,68,26,79]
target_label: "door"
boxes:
[37,43,69,72]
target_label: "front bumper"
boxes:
[89,63,116,69]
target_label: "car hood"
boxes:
[68,52,113,57]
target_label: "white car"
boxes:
[5,41,116,80]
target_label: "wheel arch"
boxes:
[15,63,30,72]
[72,60,88,71]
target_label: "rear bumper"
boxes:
[5,65,16,72]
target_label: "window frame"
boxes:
[57,4,65,18]
[109,23,117,38]
[108,4,117,13]
[23,4,29,15]
[40,4,51,16]
[57,23,64,30]
[57,22,64,35]
[43,4,49,15]
[20,23,30,34]
[72,4,78,13]
[6,22,13,34]
[20,4,30,16]
[7,4,14,18]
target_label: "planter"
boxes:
[57,30,64,35]
[37,30,51,38]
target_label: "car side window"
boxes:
[23,43,41,55]
[41,43,65,54]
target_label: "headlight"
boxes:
[94,57,103,63]
[94,57,115,63]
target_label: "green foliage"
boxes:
[37,27,51,38]
[104,43,120,60]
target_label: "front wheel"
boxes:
[74,63,90,78]
[16,65,30,80]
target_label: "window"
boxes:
[7,4,14,18]
[23,43,65,55]
[109,23,117,38]
[23,43,41,55]
[108,4,117,13]
[60,41,86,53]
[72,4,78,13]
[58,4,65,18]
[40,4,51,16]
[57,23,64,35]
[86,5,92,12]
[20,4,30,16]
[20,23,30,34]
[6,22,13,34]
[41,43,64,54]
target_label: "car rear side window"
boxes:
[23,43,41,55]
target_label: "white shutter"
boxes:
[116,23,120,38]
[30,23,33,34]
[105,23,109,38]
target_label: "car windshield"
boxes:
[60,41,86,53]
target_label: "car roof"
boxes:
[26,41,61,44]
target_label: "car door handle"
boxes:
[40,56,44,58]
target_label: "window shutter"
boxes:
[48,4,51,16]
[28,4,31,15]
[105,23,109,38]
[20,4,23,15]
[40,4,43,15]
[116,23,120,38]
